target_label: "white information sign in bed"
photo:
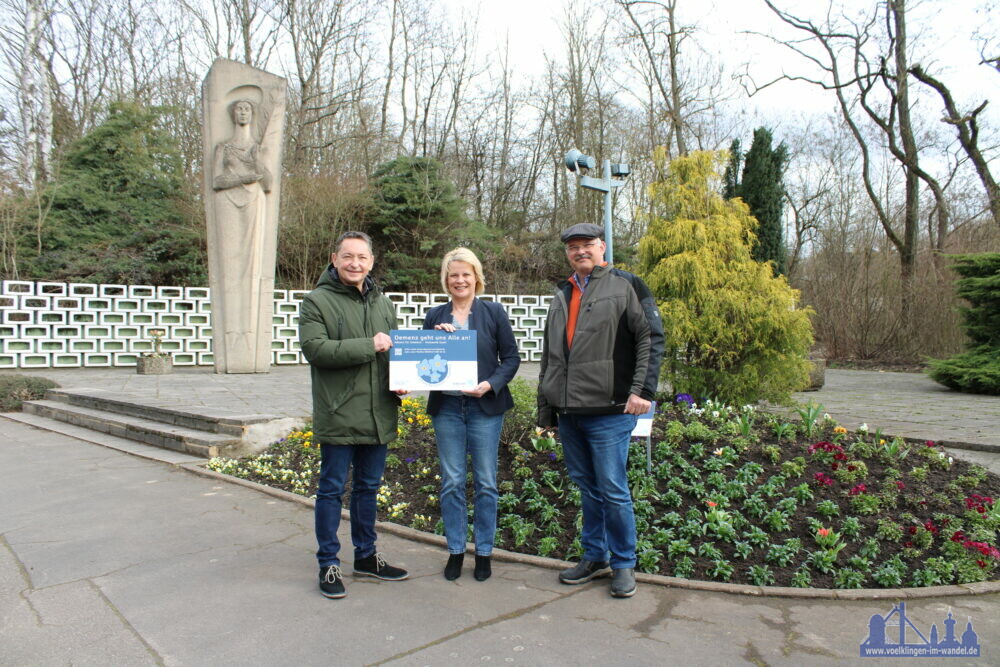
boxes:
[389,330,478,391]
[631,401,656,437]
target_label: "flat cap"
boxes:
[560,223,604,243]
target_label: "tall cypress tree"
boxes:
[722,138,742,200]
[739,127,789,275]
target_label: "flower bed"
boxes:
[206,386,1000,589]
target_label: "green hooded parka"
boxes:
[298,266,400,445]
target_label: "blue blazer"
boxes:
[422,298,521,416]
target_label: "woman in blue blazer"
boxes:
[423,247,520,582]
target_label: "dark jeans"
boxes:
[315,443,387,568]
[558,412,639,569]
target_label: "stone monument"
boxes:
[202,59,286,373]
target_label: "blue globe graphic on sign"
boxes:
[417,354,448,384]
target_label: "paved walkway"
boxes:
[14,365,1000,451]
[3,417,999,666]
[793,369,1000,451]
[3,366,1000,664]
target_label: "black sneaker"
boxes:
[559,560,611,585]
[353,552,409,581]
[610,568,637,598]
[319,565,346,599]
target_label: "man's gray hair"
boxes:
[335,231,373,254]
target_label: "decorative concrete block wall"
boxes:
[0,280,550,369]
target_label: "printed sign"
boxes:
[631,401,656,437]
[389,330,478,391]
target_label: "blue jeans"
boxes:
[431,395,504,556]
[558,413,639,569]
[315,444,387,568]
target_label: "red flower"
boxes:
[813,472,834,486]
[908,526,918,535]
[848,483,867,496]
[904,541,913,548]
[831,462,840,470]
[978,560,987,568]
[925,440,936,447]
[965,495,995,513]
[951,530,965,542]
[959,539,1000,562]
[896,481,905,489]
[808,441,844,455]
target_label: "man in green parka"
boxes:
[299,230,408,599]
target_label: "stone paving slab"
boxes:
[3,417,1000,665]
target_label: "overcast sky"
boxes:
[441,0,998,122]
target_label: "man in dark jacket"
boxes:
[299,231,408,599]
[537,223,664,598]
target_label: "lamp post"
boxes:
[564,149,630,264]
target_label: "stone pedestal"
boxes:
[137,356,173,375]
[202,59,286,373]
[805,357,826,391]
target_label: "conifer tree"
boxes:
[367,156,471,291]
[740,127,789,275]
[721,138,741,200]
[28,102,204,285]
[927,254,1000,394]
[635,149,814,405]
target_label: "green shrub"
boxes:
[0,374,58,411]
[634,150,814,405]
[928,253,1000,395]
[937,343,1000,387]
[27,103,205,285]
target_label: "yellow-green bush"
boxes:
[634,150,814,405]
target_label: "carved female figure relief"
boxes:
[214,100,271,201]
[212,99,272,367]
[203,60,286,374]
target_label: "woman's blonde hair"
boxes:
[440,247,486,295]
